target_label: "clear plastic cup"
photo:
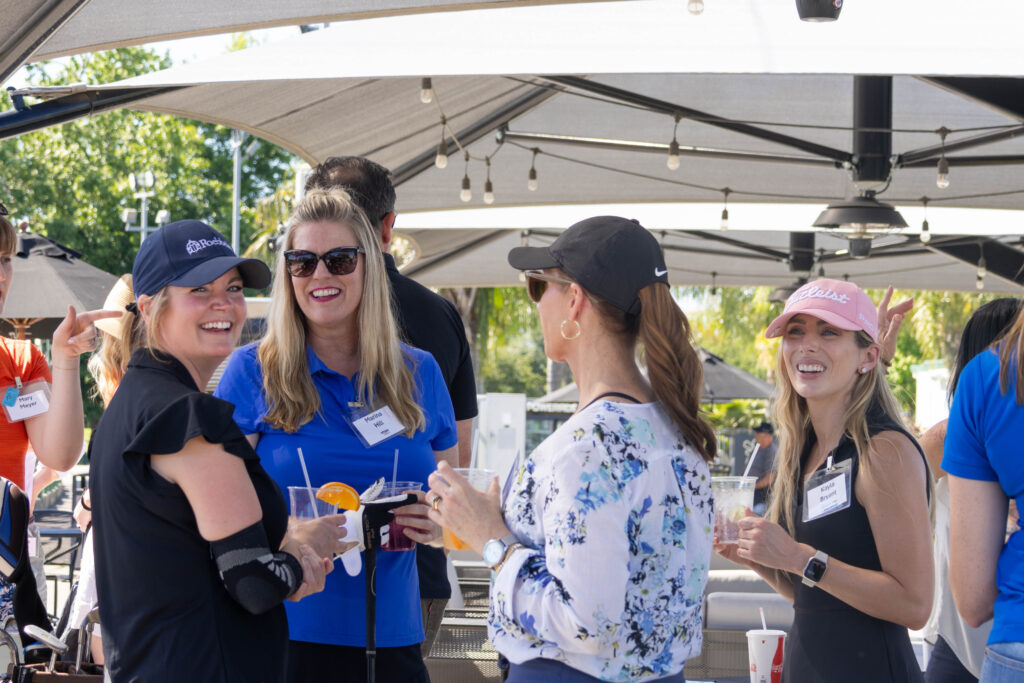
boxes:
[746,628,785,682]
[441,468,497,551]
[380,481,423,551]
[711,476,756,543]
[288,486,336,519]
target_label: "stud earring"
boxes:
[859,367,868,374]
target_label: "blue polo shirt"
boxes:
[944,348,1024,645]
[214,342,457,647]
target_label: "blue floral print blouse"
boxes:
[489,400,713,681]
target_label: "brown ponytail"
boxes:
[637,283,717,462]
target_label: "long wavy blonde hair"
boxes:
[766,329,930,545]
[258,189,423,435]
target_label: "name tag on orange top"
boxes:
[2,380,51,423]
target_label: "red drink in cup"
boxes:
[380,481,422,551]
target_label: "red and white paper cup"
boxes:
[746,629,785,683]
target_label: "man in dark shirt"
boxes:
[747,421,778,515]
[304,156,478,657]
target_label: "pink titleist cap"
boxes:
[765,278,878,342]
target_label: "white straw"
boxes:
[392,448,400,490]
[297,447,318,519]
[759,607,768,631]
[742,443,761,479]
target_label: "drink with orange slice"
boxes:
[441,468,498,551]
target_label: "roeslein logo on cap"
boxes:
[185,237,230,255]
[790,284,850,306]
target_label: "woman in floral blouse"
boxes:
[427,216,716,682]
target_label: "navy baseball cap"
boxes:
[132,220,271,297]
[507,216,669,315]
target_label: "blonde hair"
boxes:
[136,289,172,359]
[767,329,931,550]
[259,188,424,435]
[998,304,1024,403]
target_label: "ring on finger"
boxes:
[429,494,442,511]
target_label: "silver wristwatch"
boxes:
[482,534,519,570]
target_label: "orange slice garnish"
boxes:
[316,482,361,510]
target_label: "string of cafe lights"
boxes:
[419,76,1024,258]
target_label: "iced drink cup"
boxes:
[746,628,785,683]
[442,468,497,551]
[711,476,756,543]
[380,481,423,551]
[289,486,337,519]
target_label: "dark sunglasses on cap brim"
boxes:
[524,270,575,303]
[283,246,365,277]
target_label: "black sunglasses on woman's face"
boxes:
[283,246,365,277]
[524,270,575,303]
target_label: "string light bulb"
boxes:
[528,149,539,191]
[977,248,986,290]
[936,127,951,189]
[459,152,471,202]
[936,156,950,189]
[667,116,681,170]
[434,117,448,169]
[688,0,704,15]
[720,188,731,230]
[920,198,932,243]
[483,157,495,205]
[420,77,433,104]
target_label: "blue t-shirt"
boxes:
[215,342,458,647]
[944,348,1024,645]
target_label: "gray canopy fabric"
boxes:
[0,0,613,85]
[5,1,1024,292]
[0,232,117,339]
[535,349,775,404]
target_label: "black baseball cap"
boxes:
[507,216,669,315]
[753,421,774,434]
[132,220,271,297]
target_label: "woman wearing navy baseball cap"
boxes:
[88,220,351,682]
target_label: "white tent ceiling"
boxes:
[0,0,610,84]
[4,0,1024,292]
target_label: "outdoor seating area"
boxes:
[2,1,1023,681]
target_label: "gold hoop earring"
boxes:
[560,319,581,340]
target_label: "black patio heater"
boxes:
[796,0,842,21]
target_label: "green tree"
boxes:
[0,47,296,277]
[0,46,297,425]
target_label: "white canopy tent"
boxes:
[4,0,1024,291]
[0,0,612,84]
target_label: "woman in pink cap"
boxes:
[717,278,932,682]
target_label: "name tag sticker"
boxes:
[2,381,51,423]
[350,406,405,447]
[803,459,853,522]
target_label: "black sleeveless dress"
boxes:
[783,406,926,683]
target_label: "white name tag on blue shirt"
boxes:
[351,406,404,447]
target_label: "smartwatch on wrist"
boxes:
[801,550,829,587]
[482,534,519,571]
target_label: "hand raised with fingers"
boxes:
[51,306,124,362]
[876,286,913,366]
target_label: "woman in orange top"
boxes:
[0,203,119,624]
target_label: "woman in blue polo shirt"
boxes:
[945,302,1024,682]
[216,188,457,683]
